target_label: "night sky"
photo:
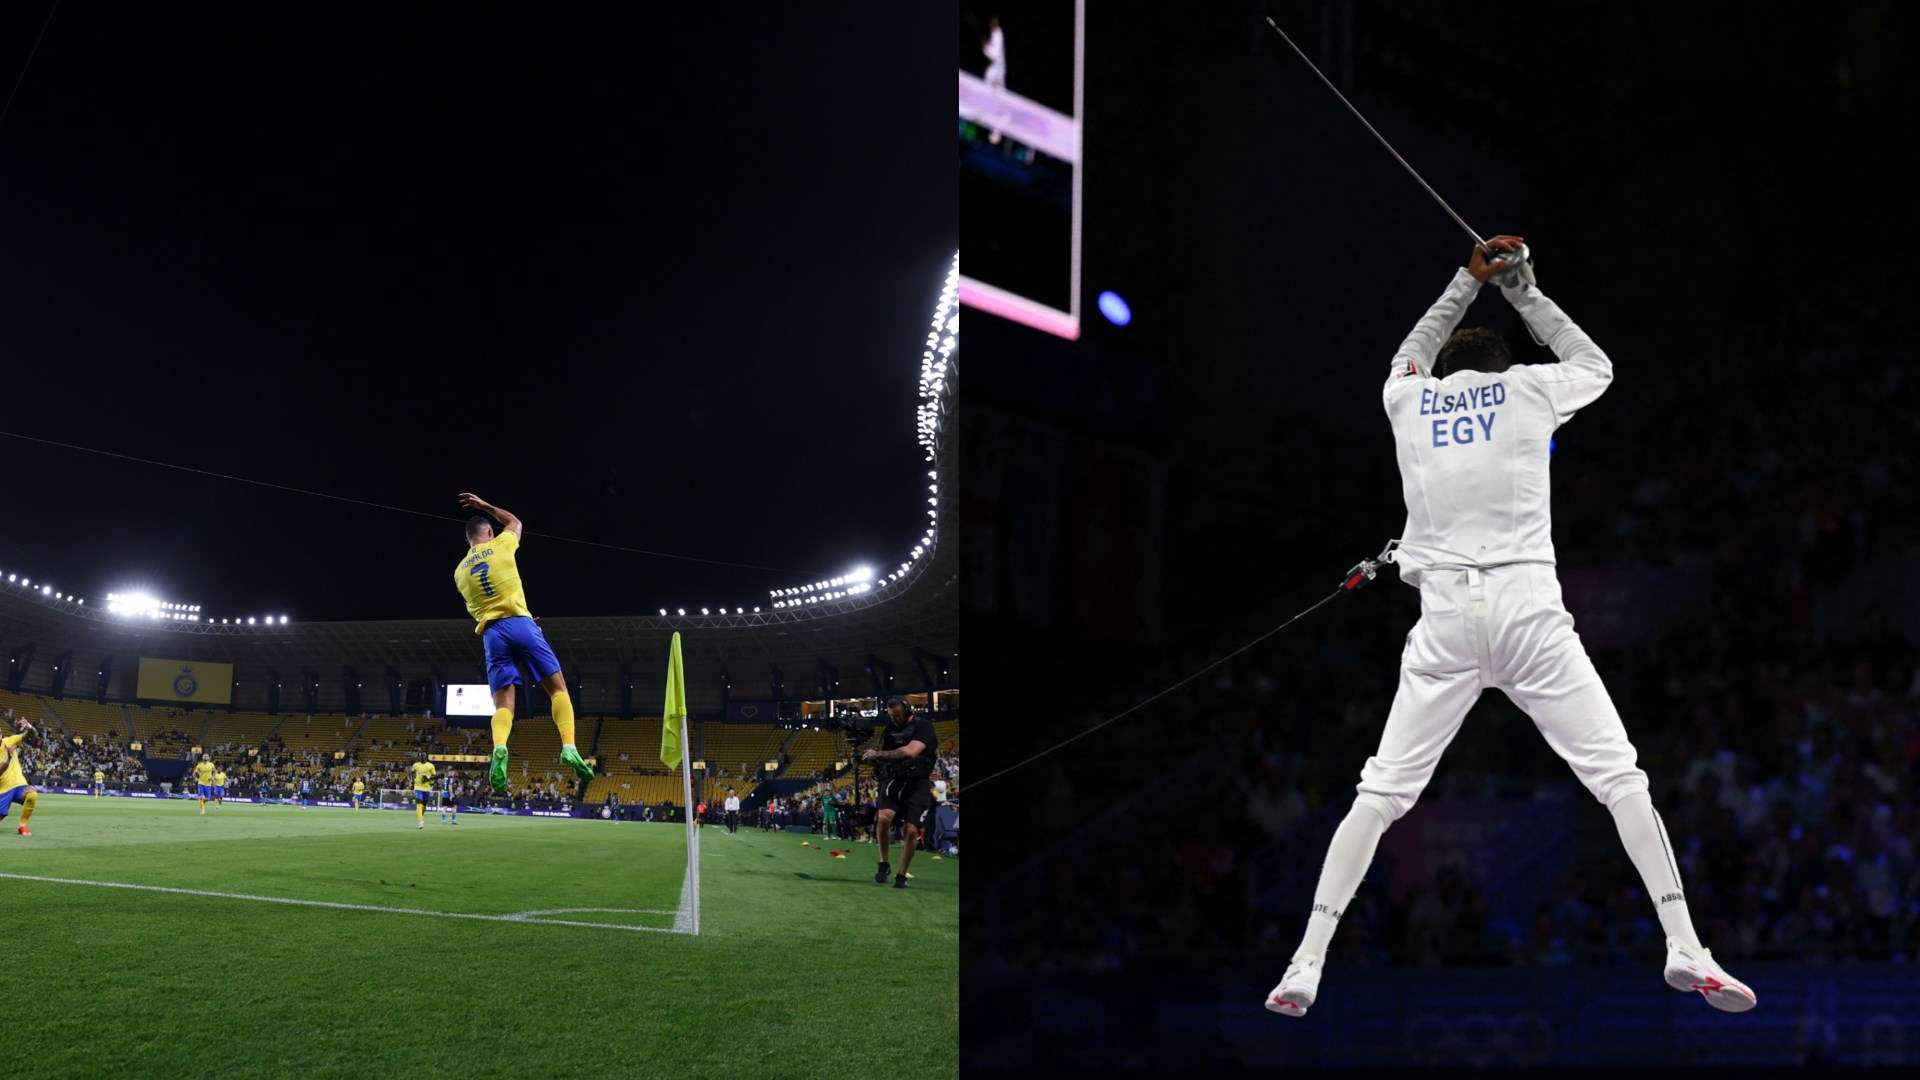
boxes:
[0,4,956,623]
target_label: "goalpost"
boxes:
[377,788,412,811]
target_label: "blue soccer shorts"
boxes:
[482,616,563,692]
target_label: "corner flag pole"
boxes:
[663,631,700,934]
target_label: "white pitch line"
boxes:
[506,908,678,919]
[0,871,687,934]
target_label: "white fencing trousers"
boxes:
[1358,563,1649,821]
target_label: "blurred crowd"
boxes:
[14,710,964,825]
[26,731,149,786]
[995,347,1919,974]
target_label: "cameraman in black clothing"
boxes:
[863,695,937,889]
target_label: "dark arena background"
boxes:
[0,5,956,1077]
[963,1,1919,1074]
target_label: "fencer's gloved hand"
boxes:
[1491,243,1535,290]
[1466,235,1527,284]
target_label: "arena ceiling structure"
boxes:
[0,258,959,717]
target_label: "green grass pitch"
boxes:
[5,795,957,1079]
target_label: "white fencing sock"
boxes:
[1609,790,1704,952]
[1295,795,1392,962]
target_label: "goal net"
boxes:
[377,788,421,811]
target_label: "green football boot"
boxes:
[560,745,595,783]
[490,745,510,794]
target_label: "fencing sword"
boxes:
[1263,16,1531,278]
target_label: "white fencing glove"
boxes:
[1490,242,1535,290]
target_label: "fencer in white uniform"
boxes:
[983,19,1007,89]
[1265,237,1755,1018]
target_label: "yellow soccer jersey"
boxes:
[352,780,365,795]
[454,528,532,633]
[94,770,105,783]
[194,761,216,785]
[410,761,437,792]
[214,771,228,786]
[0,734,26,790]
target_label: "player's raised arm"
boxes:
[457,493,523,538]
[1497,254,1613,423]
[1385,236,1524,387]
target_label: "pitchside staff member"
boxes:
[863,696,936,889]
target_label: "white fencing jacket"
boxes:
[1381,269,1613,588]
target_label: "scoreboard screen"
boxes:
[958,0,1084,340]
[445,683,494,716]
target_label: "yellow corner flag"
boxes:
[662,631,687,769]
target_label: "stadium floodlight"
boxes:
[248,617,256,625]
[21,578,28,586]
[701,608,710,615]
[189,615,198,621]
[5,574,12,582]
[659,608,667,616]
[753,606,760,613]
[849,565,874,583]
[677,608,686,616]
[76,598,83,605]
[279,615,288,624]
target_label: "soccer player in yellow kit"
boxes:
[409,756,437,830]
[193,755,217,816]
[0,717,40,836]
[453,493,595,794]
[93,769,106,797]
[212,768,228,808]
[351,778,366,810]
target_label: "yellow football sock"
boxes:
[416,801,424,822]
[22,790,37,824]
[551,690,576,747]
[491,707,514,748]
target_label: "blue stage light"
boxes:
[1097,290,1132,327]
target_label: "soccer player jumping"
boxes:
[1265,238,1755,1018]
[453,493,595,794]
[0,715,40,836]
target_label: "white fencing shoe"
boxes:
[1264,955,1322,1017]
[1664,938,1756,1013]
